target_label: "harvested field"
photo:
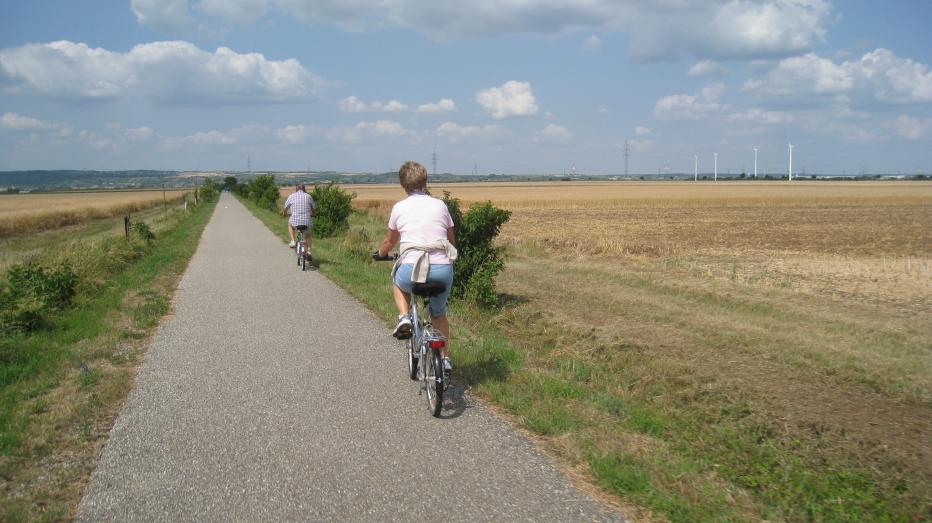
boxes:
[351,181,932,314]
[0,190,190,238]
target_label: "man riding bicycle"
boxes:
[376,161,456,374]
[282,184,316,256]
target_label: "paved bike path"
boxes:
[77,192,622,522]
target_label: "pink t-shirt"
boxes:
[388,193,454,264]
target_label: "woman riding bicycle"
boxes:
[376,161,456,373]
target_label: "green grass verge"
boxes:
[237,196,924,522]
[0,199,216,521]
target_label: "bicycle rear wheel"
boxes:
[301,243,307,271]
[425,348,443,417]
[407,337,418,380]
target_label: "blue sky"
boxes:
[1,0,930,175]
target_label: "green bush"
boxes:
[441,191,511,307]
[0,262,78,332]
[197,178,221,203]
[130,220,155,242]
[311,183,355,238]
[245,175,280,210]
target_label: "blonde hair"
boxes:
[398,161,428,194]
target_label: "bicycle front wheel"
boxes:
[425,349,443,417]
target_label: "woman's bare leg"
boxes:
[392,285,410,316]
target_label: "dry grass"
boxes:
[0,190,190,238]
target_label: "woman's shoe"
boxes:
[392,315,413,339]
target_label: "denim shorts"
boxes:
[393,263,453,317]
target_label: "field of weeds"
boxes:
[0,190,190,238]
[349,180,932,521]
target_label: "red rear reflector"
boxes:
[428,340,446,349]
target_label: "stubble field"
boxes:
[349,180,931,521]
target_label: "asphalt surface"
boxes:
[77,192,623,522]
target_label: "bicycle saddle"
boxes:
[411,282,446,297]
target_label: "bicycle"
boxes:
[295,225,311,271]
[373,252,450,417]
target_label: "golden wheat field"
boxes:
[0,190,190,238]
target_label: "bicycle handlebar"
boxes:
[372,251,398,261]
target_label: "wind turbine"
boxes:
[788,143,794,181]
[714,153,718,181]
[694,154,698,181]
[753,147,758,178]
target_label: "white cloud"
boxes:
[417,98,455,113]
[338,96,408,112]
[742,49,932,107]
[581,35,602,51]
[107,123,156,141]
[130,0,192,33]
[475,81,538,119]
[437,122,510,143]
[537,124,572,142]
[890,114,925,140]
[654,82,726,121]
[129,1,833,61]
[635,126,651,136]
[276,124,317,144]
[356,120,407,136]
[688,59,726,77]
[196,0,267,25]
[0,112,62,131]
[0,40,324,104]
[268,1,832,61]
[338,96,367,112]
[181,130,236,145]
[726,108,795,125]
[381,100,408,112]
[627,138,654,153]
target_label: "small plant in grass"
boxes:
[130,220,155,242]
[0,261,78,332]
[441,191,511,307]
[341,225,373,261]
[0,262,78,331]
[311,183,356,238]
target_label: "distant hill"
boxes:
[0,169,589,191]
[2,169,907,192]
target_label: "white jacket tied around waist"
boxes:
[392,240,458,283]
